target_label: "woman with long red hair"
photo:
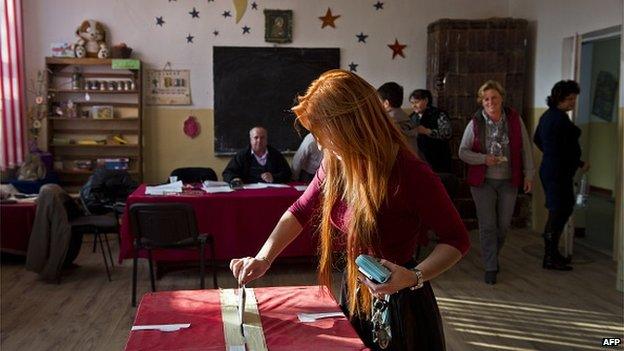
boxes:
[230,69,469,350]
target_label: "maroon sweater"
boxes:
[288,150,470,265]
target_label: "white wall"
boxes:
[23,0,510,109]
[509,0,622,107]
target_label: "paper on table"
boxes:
[264,183,291,188]
[297,311,345,323]
[203,180,229,187]
[241,183,268,189]
[145,181,183,195]
[293,185,308,192]
[131,323,190,331]
[242,183,291,190]
[202,185,234,194]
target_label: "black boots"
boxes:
[543,231,573,271]
[484,270,497,284]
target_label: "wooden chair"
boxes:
[129,203,217,306]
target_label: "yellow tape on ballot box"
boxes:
[220,288,268,351]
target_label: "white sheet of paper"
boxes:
[242,183,291,190]
[145,181,183,195]
[293,185,308,192]
[203,180,229,187]
[202,185,234,193]
[264,183,291,188]
[131,323,190,331]
[242,183,268,190]
[297,311,344,323]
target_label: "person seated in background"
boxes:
[377,82,420,155]
[291,133,323,183]
[408,89,453,173]
[222,126,292,184]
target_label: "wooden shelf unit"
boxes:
[45,57,143,189]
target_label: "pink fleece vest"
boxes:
[466,107,523,187]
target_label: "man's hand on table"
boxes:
[260,172,274,183]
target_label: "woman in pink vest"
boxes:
[459,80,535,285]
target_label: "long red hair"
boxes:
[292,69,412,317]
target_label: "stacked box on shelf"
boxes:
[96,158,129,170]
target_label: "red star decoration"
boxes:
[387,38,407,59]
[318,8,340,29]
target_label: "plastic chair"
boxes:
[80,168,136,254]
[170,167,218,183]
[70,210,118,282]
[129,202,217,306]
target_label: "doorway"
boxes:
[575,32,620,255]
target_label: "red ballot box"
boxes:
[125,285,369,351]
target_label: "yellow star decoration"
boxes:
[318,8,340,29]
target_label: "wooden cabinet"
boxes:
[45,57,143,190]
[426,19,530,228]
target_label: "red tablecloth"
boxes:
[0,202,36,255]
[125,285,368,351]
[119,185,316,262]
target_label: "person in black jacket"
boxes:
[408,89,452,173]
[534,80,590,271]
[222,126,292,184]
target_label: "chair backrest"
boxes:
[81,168,138,214]
[170,167,218,183]
[129,203,199,248]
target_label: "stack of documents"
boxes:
[145,181,183,195]
[202,180,234,194]
[242,183,291,190]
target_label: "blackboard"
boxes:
[213,46,340,154]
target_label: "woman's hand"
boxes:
[485,154,500,166]
[417,125,431,135]
[229,256,271,285]
[358,259,418,297]
[523,179,533,193]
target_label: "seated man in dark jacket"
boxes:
[222,126,292,184]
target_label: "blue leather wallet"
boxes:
[355,254,391,284]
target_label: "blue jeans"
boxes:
[470,178,518,271]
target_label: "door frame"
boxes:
[562,25,623,291]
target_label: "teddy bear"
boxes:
[74,20,109,58]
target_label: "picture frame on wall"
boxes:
[145,69,192,105]
[264,9,293,44]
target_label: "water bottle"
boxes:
[576,174,588,208]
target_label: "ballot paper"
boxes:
[238,285,246,339]
[145,181,183,195]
